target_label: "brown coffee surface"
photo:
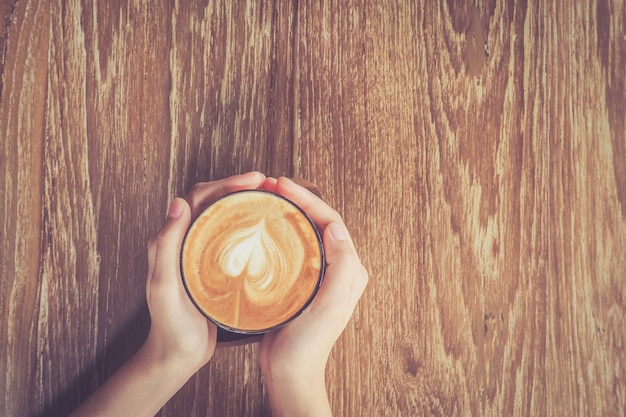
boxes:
[181,191,323,332]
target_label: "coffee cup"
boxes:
[180,190,325,344]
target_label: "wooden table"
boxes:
[2,1,625,416]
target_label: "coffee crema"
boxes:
[181,190,324,333]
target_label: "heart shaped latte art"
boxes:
[217,216,289,297]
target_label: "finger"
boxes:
[146,234,158,299]
[146,198,179,295]
[275,177,342,227]
[150,198,192,292]
[261,176,278,193]
[309,222,368,319]
[185,171,266,218]
[289,178,322,198]
[274,177,356,250]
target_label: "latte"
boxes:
[181,190,324,334]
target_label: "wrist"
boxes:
[69,337,199,417]
[140,332,207,383]
[262,365,331,417]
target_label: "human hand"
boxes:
[70,172,268,417]
[143,171,268,375]
[259,177,368,416]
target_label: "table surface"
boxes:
[1,1,625,416]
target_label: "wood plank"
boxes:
[292,2,370,416]
[546,1,626,415]
[1,0,49,415]
[298,1,551,414]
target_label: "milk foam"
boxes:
[218,216,286,292]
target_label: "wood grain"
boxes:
[1,1,624,416]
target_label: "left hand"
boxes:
[143,171,267,374]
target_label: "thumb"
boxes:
[313,222,368,314]
[323,222,354,265]
[149,198,192,290]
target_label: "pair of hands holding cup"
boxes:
[152,172,367,354]
[70,172,367,417]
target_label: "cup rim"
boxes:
[180,189,326,336]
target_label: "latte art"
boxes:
[181,191,324,333]
[219,217,281,283]
[215,216,299,303]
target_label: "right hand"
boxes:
[259,177,368,416]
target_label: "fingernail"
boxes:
[167,199,183,219]
[330,222,347,241]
